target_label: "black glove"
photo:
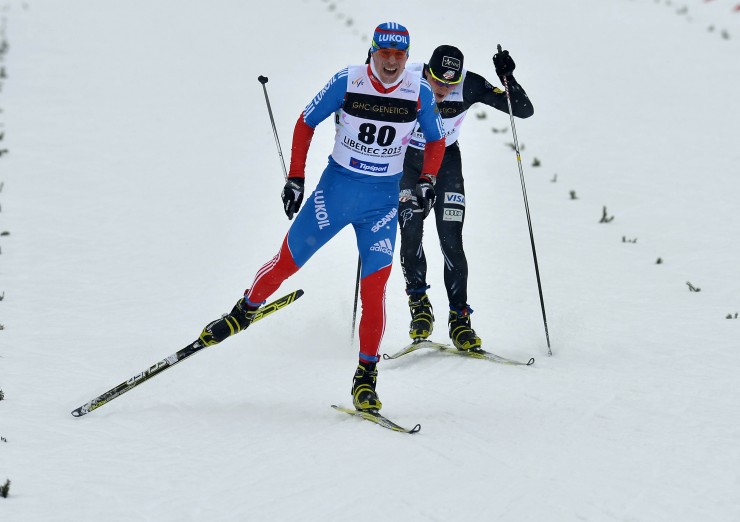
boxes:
[415,175,436,219]
[281,177,305,220]
[493,48,516,79]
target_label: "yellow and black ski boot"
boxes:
[408,292,434,340]
[352,362,382,412]
[198,296,257,347]
[448,305,482,351]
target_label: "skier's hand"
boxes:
[281,177,305,220]
[415,175,436,219]
[493,48,516,80]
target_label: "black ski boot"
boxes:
[448,305,482,351]
[199,296,257,347]
[408,292,434,340]
[352,362,382,412]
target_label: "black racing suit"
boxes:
[399,67,534,310]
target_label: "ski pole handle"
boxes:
[258,75,268,84]
[495,44,511,92]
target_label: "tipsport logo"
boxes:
[350,157,389,173]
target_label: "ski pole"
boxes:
[257,75,288,180]
[350,257,361,344]
[496,44,552,356]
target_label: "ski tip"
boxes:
[71,403,93,417]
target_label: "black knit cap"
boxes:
[428,45,464,84]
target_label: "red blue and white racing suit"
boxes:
[245,63,446,363]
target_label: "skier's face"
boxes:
[425,69,456,103]
[371,48,408,84]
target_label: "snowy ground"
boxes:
[1,0,739,521]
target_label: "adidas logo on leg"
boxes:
[369,238,393,256]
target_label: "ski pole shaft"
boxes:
[350,256,361,344]
[496,44,552,355]
[257,75,288,180]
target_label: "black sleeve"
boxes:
[462,70,534,119]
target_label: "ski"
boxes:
[71,289,304,417]
[383,340,535,366]
[331,405,421,434]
